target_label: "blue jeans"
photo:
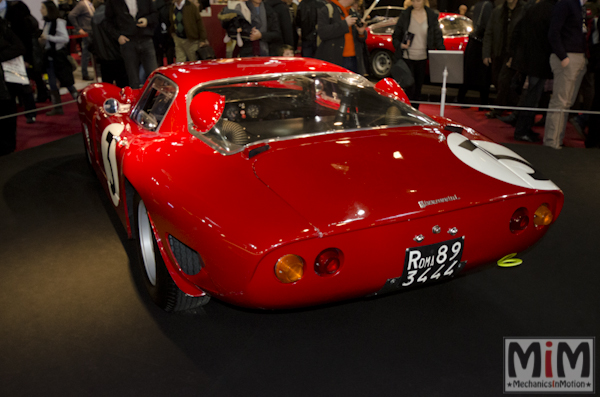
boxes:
[120,38,158,89]
[47,60,77,98]
[342,56,358,73]
[514,76,546,137]
[81,35,91,78]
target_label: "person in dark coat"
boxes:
[238,0,283,57]
[153,0,175,66]
[4,0,41,122]
[482,0,525,119]
[91,0,128,87]
[391,0,444,107]
[296,0,326,57]
[265,0,294,53]
[104,0,158,88]
[509,0,556,142]
[585,13,600,148]
[0,15,25,155]
[315,0,367,74]
[456,0,492,107]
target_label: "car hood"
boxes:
[252,127,559,236]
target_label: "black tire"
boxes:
[370,50,393,79]
[133,193,210,312]
[82,125,93,167]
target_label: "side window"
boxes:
[133,76,178,132]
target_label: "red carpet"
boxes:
[15,97,81,153]
[14,99,586,152]
[420,104,586,148]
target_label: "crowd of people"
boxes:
[458,0,600,149]
[2,0,600,156]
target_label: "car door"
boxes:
[95,75,178,208]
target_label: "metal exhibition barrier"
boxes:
[0,99,78,121]
[3,100,600,122]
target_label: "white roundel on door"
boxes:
[101,123,125,206]
[447,133,560,191]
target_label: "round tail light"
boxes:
[315,248,344,276]
[274,254,305,284]
[510,207,529,234]
[534,204,553,226]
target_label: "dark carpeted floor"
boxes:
[0,135,598,396]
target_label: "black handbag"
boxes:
[391,58,414,88]
[196,45,216,60]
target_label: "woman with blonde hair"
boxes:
[391,0,443,108]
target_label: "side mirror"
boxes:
[103,98,132,115]
[103,98,119,115]
[190,91,226,134]
[374,78,410,105]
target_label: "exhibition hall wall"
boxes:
[22,0,45,29]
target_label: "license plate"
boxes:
[400,237,465,288]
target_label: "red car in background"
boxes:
[367,12,473,79]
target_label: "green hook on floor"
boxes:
[497,253,523,267]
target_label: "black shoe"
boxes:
[485,110,500,119]
[82,76,94,81]
[515,132,540,143]
[26,116,36,124]
[498,113,517,126]
[570,118,587,139]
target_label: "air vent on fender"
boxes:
[168,235,203,276]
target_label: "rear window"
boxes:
[189,72,435,154]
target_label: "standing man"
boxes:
[510,0,556,142]
[237,0,282,57]
[92,0,129,87]
[0,10,25,155]
[544,0,588,149]
[265,0,294,53]
[169,0,206,62]
[482,0,525,119]
[296,0,326,57]
[68,0,95,80]
[315,0,367,73]
[104,0,158,88]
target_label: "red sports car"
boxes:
[78,57,563,311]
[367,13,473,79]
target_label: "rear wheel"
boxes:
[370,50,393,79]
[133,194,210,312]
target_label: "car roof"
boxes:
[152,57,350,94]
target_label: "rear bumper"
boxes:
[213,191,563,309]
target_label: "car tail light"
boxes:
[274,254,305,283]
[510,208,529,234]
[534,204,553,227]
[314,248,344,276]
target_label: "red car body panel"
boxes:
[78,57,564,309]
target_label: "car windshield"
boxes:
[439,16,473,37]
[370,18,397,34]
[189,73,435,154]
